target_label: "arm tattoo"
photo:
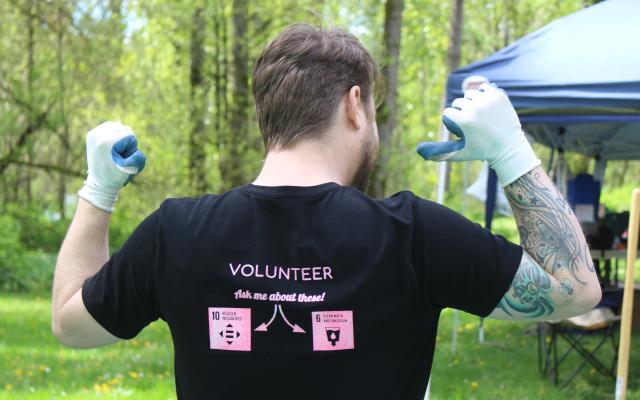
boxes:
[497,253,554,318]
[489,167,597,320]
[504,168,595,285]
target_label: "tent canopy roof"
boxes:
[446,0,640,160]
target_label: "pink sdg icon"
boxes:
[312,311,354,351]
[208,307,251,351]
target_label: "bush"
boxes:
[109,205,142,250]
[5,203,70,253]
[0,200,144,294]
[601,183,638,213]
[0,214,55,293]
[3,252,55,293]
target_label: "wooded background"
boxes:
[1,0,637,256]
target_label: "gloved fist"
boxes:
[77,121,146,213]
[417,83,540,186]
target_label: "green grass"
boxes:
[0,296,175,399]
[1,295,638,399]
[431,309,639,399]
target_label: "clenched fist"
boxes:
[77,121,146,213]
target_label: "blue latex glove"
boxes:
[77,121,146,212]
[417,83,540,186]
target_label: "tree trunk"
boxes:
[368,0,404,198]
[220,0,249,189]
[447,0,464,73]
[213,0,228,181]
[24,0,36,203]
[502,0,511,48]
[213,2,222,150]
[57,3,69,219]
[188,7,208,193]
[441,0,464,196]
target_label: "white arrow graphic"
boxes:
[278,304,306,333]
[254,304,306,333]
[254,304,278,332]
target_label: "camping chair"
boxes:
[567,174,601,224]
[537,288,622,388]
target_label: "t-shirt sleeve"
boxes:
[411,196,522,317]
[82,207,162,339]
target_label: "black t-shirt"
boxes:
[82,182,522,400]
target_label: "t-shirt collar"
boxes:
[240,181,342,197]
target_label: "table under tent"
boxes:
[436,0,640,392]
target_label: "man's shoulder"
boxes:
[158,194,207,215]
[160,193,215,209]
[157,191,237,222]
[378,189,418,202]
[381,190,468,224]
[159,187,243,211]
[375,189,425,210]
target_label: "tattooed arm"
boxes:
[487,166,602,321]
[417,84,601,320]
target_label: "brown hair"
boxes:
[252,23,384,151]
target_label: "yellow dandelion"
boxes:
[128,371,139,379]
[5,384,13,391]
[470,381,479,391]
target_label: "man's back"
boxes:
[82,183,521,399]
[52,24,600,400]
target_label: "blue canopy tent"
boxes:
[445,0,640,228]
[438,0,640,358]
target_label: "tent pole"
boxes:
[615,189,640,400]
[429,125,449,400]
[452,310,459,354]
[547,146,555,173]
[594,158,606,183]
[436,126,449,205]
[451,162,469,354]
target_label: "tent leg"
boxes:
[452,310,459,354]
[547,146,555,173]
[594,158,607,183]
[424,376,431,400]
[436,126,449,205]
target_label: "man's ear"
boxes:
[345,86,363,130]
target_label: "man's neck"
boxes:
[252,142,350,187]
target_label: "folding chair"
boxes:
[537,289,622,388]
[567,173,601,224]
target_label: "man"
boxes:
[52,24,601,399]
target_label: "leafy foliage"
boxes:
[0,1,637,286]
[0,214,55,293]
